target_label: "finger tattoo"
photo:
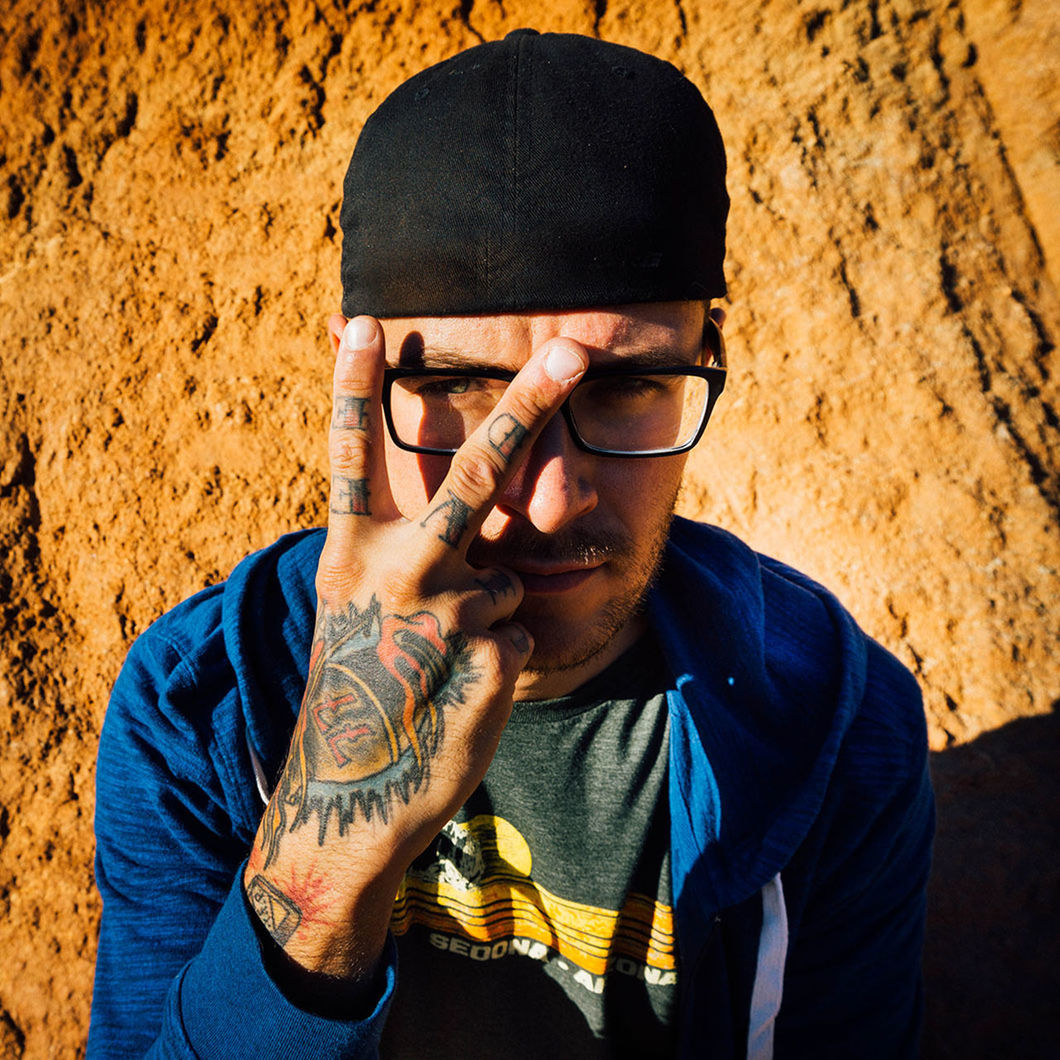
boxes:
[420,489,471,547]
[331,476,371,516]
[474,570,514,604]
[246,875,302,946]
[509,627,531,654]
[487,413,529,463]
[333,395,369,431]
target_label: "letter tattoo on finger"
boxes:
[420,489,472,548]
[333,395,369,431]
[487,413,529,463]
[474,570,514,604]
[331,476,371,516]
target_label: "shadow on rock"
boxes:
[923,703,1060,1058]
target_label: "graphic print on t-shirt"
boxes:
[392,813,676,990]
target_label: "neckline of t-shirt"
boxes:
[507,634,668,724]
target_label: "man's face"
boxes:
[377,301,709,694]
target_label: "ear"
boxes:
[327,313,348,354]
[702,304,727,367]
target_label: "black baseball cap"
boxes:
[340,29,728,318]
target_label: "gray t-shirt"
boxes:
[382,638,677,1058]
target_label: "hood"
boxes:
[649,517,867,924]
[221,528,326,783]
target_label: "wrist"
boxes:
[242,879,392,1018]
[243,848,403,983]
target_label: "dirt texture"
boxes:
[0,0,1057,1056]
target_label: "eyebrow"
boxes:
[393,345,701,370]
[593,348,700,368]
[394,346,511,370]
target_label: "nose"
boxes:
[494,411,598,534]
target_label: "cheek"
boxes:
[600,457,687,536]
[384,439,451,518]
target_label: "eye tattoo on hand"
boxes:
[260,597,475,866]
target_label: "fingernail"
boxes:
[510,626,533,656]
[343,316,377,351]
[544,342,587,383]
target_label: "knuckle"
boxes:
[449,597,479,631]
[447,597,488,633]
[446,450,503,501]
[385,563,426,602]
[505,387,553,426]
[329,430,372,472]
[333,341,381,390]
[314,562,363,602]
[492,634,527,677]
[471,633,506,676]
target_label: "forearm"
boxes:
[89,618,397,1059]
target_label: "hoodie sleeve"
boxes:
[774,638,935,1059]
[89,604,396,1059]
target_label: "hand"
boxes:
[243,315,588,985]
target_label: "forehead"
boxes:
[380,301,706,367]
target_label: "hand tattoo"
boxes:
[486,413,529,462]
[473,570,515,605]
[331,475,371,516]
[508,627,530,654]
[333,395,369,431]
[247,874,302,945]
[420,489,472,548]
[261,596,474,866]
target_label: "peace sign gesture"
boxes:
[243,314,588,989]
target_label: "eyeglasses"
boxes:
[382,319,727,459]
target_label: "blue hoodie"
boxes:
[89,518,933,1058]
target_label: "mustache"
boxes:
[469,525,632,567]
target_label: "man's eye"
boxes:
[403,377,480,398]
[419,378,472,396]
[589,376,669,400]
[402,377,511,405]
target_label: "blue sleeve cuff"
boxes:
[173,870,396,1059]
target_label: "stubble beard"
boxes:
[508,488,679,677]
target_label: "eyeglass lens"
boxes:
[388,372,713,453]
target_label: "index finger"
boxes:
[416,339,588,554]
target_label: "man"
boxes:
[89,30,934,1059]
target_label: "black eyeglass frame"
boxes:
[382,363,727,458]
[382,319,727,459]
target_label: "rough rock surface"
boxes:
[0,0,1056,1055]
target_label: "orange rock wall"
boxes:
[1,0,1056,1055]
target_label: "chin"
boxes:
[518,594,648,677]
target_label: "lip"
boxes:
[510,565,602,595]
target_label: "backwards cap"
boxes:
[340,29,728,318]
